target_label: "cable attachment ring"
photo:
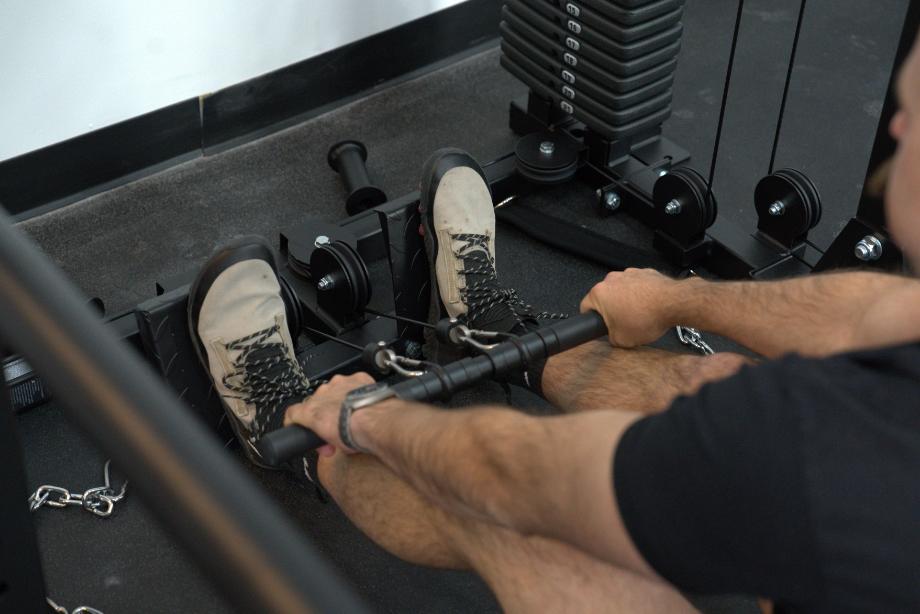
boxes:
[363,341,428,378]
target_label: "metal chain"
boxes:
[28,460,128,518]
[29,461,127,614]
[675,326,715,356]
[46,597,104,614]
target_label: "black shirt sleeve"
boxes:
[613,358,824,604]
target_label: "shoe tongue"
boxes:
[240,342,309,431]
[455,242,520,334]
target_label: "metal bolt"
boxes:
[539,141,555,156]
[314,235,330,247]
[316,275,335,291]
[768,201,786,216]
[603,191,621,211]
[854,236,883,262]
[664,199,682,216]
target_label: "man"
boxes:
[187,40,920,613]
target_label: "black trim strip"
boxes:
[0,99,201,219]
[0,0,502,220]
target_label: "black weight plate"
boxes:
[505,2,682,74]
[517,0,683,42]
[501,55,672,125]
[515,132,580,184]
[500,18,680,94]
[501,57,673,140]
[501,39,673,111]
[501,3,683,61]
[573,0,684,26]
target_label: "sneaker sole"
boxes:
[187,235,281,470]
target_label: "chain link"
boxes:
[46,597,104,614]
[30,461,127,614]
[675,326,715,356]
[28,460,127,518]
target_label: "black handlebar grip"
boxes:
[256,426,326,467]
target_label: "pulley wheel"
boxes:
[515,132,579,185]
[755,168,822,245]
[277,274,304,339]
[309,240,372,315]
[652,166,718,241]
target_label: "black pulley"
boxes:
[309,240,372,315]
[284,223,359,281]
[277,274,304,340]
[754,168,822,247]
[515,132,579,185]
[328,140,388,215]
[652,166,718,242]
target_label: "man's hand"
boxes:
[284,372,375,457]
[580,268,683,347]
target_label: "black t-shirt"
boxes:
[614,342,920,614]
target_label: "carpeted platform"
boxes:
[11,0,907,612]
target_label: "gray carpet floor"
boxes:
[12,0,908,612]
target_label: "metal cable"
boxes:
[706,0,747,204]
[768,0,808,174]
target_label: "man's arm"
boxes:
[582,269,920,358]
[285,374,657,579]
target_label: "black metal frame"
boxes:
[814,0,918,272]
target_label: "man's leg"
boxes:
[319,451,697,613]
[542,341,752,414]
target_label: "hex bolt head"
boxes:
[854,236,883,262]
[316,275,335,291]
[603,191,621,211]
[768,201,786,216]
[539,141,556,156]
[314,235,330,247]
[664,199,682,216]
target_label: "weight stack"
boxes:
[501,0,685,146]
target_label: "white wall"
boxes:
[0,0,465,162]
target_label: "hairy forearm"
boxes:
[542,341,743,414]
[349,400,633,549]
[670,271,912,358]
[351,400,560,529]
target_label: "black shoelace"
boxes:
[222,323,311,438]
[453,233,567,324]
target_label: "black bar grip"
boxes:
[256,312,607,466]
[257,426,325,466]
[393,311,607,401]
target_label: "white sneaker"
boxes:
[188,236,310,469]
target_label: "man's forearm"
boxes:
[670,271,912,358]
[349,398,642,569]
[350,399,561,528]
